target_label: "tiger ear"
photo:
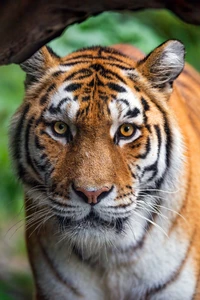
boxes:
[137,40,185,92]
[20,46,59,87]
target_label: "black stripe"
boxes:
[150,101,172,170]
[40,130,52,139]
[64,68,92,81]
[40,93,48,105]
[141,97,150,111]
[35,136,45,150]
[90,65,127,85]
[153,107,172,188]
[105,63,133,70]
[18,163,41,186]
[141,126,162,180]
[46,46,60,59]
[143,161,158,174]
[107,82,126,93]
[62,54,95,62]
[61,59,133,71]
[88,79,94,87]
[65,83,81,92]
[103,69,127,84]
[33,156,51,173]
[119,99,129,106]
[58,97,72,107]
[100,95,109,101]
[25,117,41,178]
[146,126,163,185]
[95,75,104,87]
[35,112,45,127]
[164,120,171,168]
[62,53,130,66]
[70,45,126,57]
[141,97,150,124]
[12,103,30,160]
[145,125,162,181]
[61,60,92,67]
[141,97,172,189]
[145,124,152,133]
[155,125,162,153]
[44,166,55,183]
[135,86,140,92]
[48,96,72,114]
[40,153,47,160]
[136,137,151,159]
[105,69,127,83]
[125,108,140,118]
[90,63,104,72]
[49,104,61,114]
[52,70,63,77]
[47,83,56,93]
[128,165,136,179]
[106,54,129,64]
[17,163,27,180]
[131,142,141,149]
[82,96,90,102]
[33,159,46,172]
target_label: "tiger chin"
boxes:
[9,40,200,299]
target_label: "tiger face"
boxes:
[10,41,185,248]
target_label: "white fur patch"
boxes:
[109,85,143,147]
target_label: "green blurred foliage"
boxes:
[0,10,200,299]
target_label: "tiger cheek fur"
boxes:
[9,41,200,299]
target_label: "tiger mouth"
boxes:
[57,211,128,233]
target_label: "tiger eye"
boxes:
[53,122,68,135]
[119,123,135,137]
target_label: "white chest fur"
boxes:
[31,211,195,300]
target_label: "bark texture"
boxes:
[0,0,199,65]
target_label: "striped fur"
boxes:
[9,41,200,299]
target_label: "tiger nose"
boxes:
[72,185,113,205]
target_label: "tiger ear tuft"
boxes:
[20,46,59,87]
[137,40,185,91]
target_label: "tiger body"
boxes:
[10,41,200,299]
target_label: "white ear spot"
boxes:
[138,40,185,90]
[157,40,185,83]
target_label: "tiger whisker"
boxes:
[5,203,48,237]
[136,202,169,221]
[139,188,180,194]
[138,193,187,222]
[28,212,54,238]
[133,210,168,237]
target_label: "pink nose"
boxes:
[73,185,112,205]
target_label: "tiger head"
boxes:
[10,40,185,249]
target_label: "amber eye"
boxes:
[53,121,68,135]
[119,123,135,138]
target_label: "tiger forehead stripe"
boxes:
[60,46,133,64]
[59,48,135,70]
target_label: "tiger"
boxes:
[9,39,200,300]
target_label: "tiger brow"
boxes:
[48,97,72,115]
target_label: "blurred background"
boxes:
[0,9,200,299]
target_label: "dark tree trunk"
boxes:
[0,0,199,65]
